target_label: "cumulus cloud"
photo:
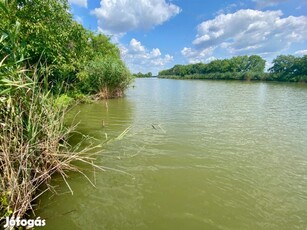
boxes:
[91,0,181,35]
[68,0,87,8]
[120,38,173,74]
[295,49,307,55]
[182,9,307,62]
[130,39,146,53]
[181,47,215,63]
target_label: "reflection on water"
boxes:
[38,79,307,230]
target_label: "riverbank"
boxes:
[158,72,307,83]
[0,66,102,224]
[158,55,307,83]
[0,0,132,225]
[0,62,131,228]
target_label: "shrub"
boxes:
[79,56,133,99]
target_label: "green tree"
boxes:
[1,0,133,96]
[1,0,76,85]
[269,55,296,74]
[247,55,266,72]
[292,55,307,76]
[87,33,120,59]
[133,72,152,78]
[228,56,249,72]
[269,55,307,81]
[207,60,223,73]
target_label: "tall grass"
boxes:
[0,15,130,224]
[0,3,131,225]
[78,56,133,99]
[0,56,101,222]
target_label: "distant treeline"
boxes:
[133,72,153,78]
[158,55,307,82]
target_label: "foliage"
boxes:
[1,0,72,76]
[79,56,133,98]
[1,0,125,221]
[0,55,65,218]
[269,55,307,82]
[159,54,307,82]
[133,72,153,78]
[0,0,132,97]
[55,94,74,108]
[0,193,12,218]
[0,48,102,222]
[159,72,269,81]
[159,55,266,77]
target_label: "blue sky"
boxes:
[68,0,307,75]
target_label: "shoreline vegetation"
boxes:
[0,0,132,225]
[158,55,307,82]
[133,72,153,78]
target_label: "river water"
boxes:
[38,79,307,230]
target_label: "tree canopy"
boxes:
[159,55,266,76]
[269,55,307,81]
[159,54,307,82]
[133,72,153,78]
[0,0,132,97]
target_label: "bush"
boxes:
[55,94,74,108]
[79,56,133,98]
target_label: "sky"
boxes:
[68,0,307,75]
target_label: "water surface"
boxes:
[38,79,307,230]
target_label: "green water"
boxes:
[38,79,307,230]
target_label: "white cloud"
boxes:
[69,0,87,8]
[130,39,145,53]
[151,48,162,57]
[182,9,307,62]
[295,49,307,55]
[91,0,181,35]
[120,38,173,74]
[181,47,215,63]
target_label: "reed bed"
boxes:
[0,60,102,223]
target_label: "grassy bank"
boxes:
[0,0,131,223]
[0,59,102,223]
[158,72,307,82]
